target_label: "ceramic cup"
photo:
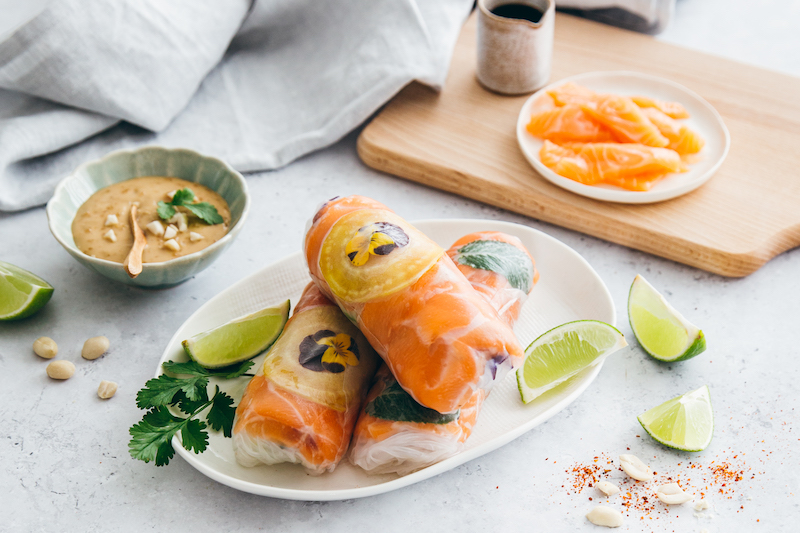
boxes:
[476,0,555,95]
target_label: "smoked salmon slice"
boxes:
[581,95,670,147]
[547,81,597,106]
[539,140,683,188]
[640,107,705,155]
[631,95,690,119]
[527,104,617,143]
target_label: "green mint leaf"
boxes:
[171,188,195,205]
[157,201,176,221]
[206,387,236,437]
[366,379,459,425]
[208,360,255,379]
[128,407,186,466]
[183,202,223,225]
[162,359,209,378]
[135,374,208,409]
[453,239,535,294]
[180,418,209,454]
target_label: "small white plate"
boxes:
[516,71,730,204]
[157,219,616,500]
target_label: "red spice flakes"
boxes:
[562,450,753,522]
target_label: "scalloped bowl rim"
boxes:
[46,146,251,275]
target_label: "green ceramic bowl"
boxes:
[46,146,250,288]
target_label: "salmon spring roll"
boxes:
[305,196,524,414]
[232,283,379,475]
[349,232,537,475]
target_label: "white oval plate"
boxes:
[516,71,730,204]
[158,219,616,500]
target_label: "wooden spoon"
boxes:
[123,204,146,278]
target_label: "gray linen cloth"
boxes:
[0,0,472,211]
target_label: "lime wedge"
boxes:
[628,275,706,362]
[182,300,290,368]
[0,261,54,321]
[517,320,627,403]
[638,385,713,451]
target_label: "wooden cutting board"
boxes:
[357,13,800,277]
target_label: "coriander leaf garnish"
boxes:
[162,359,254,379]
[206,387,236,438]
[172,188,195,204]
[156,187,223,225]
[183,202,223,225]
[174,388,210,415]
[156,201,176,221]
[212,360,255,379]
[135,374,208,409]
[181,418,209,454]
[128,407,184,466]
[128,359,251,466]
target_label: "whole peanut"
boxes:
[82,336,110,360]
[46,360,75,380]
[33,337,58,359]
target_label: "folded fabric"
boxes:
[0,0,472,212]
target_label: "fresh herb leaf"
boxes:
[211,360,255,379]
[206,387,236,437]
[453,239,535,294]
[157,201,176,220]
[129,360,252,466]
[128,407,185,466]
[156,187,223,225]
[171,188,195,205]
[366,380,460,425]
[183,202,224,225]
[180,418,209,454]
[174,388,209,415]
[162,359,254,379]
[162,359,209,377]
[135,374,208,409]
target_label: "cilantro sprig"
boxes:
[128,359,253,466]
[157,188,224,225]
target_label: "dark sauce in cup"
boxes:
[490,3,545,24]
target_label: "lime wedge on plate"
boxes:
[517,320,627,403]
[638,385,713,451]
[182,300,290,368]
[628,275,706,362]
[0,261,54,321]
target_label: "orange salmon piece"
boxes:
[527,104,617,143]
[547,81,597,106]
[448,231,538,327]
[631,95,690,119]
[540,140,683,190]
[581,95,670,148]
[640,107,705,155]
[603,172,668,192]
[234,375,357,469]
[539,141,598,185]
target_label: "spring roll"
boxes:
[304,196,524,414]
[232,283,379,475]
[349,232,537,475]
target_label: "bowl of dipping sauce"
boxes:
[47,146,250,288]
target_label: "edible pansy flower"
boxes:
[298,330,360,373]
[345,222,409,266]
